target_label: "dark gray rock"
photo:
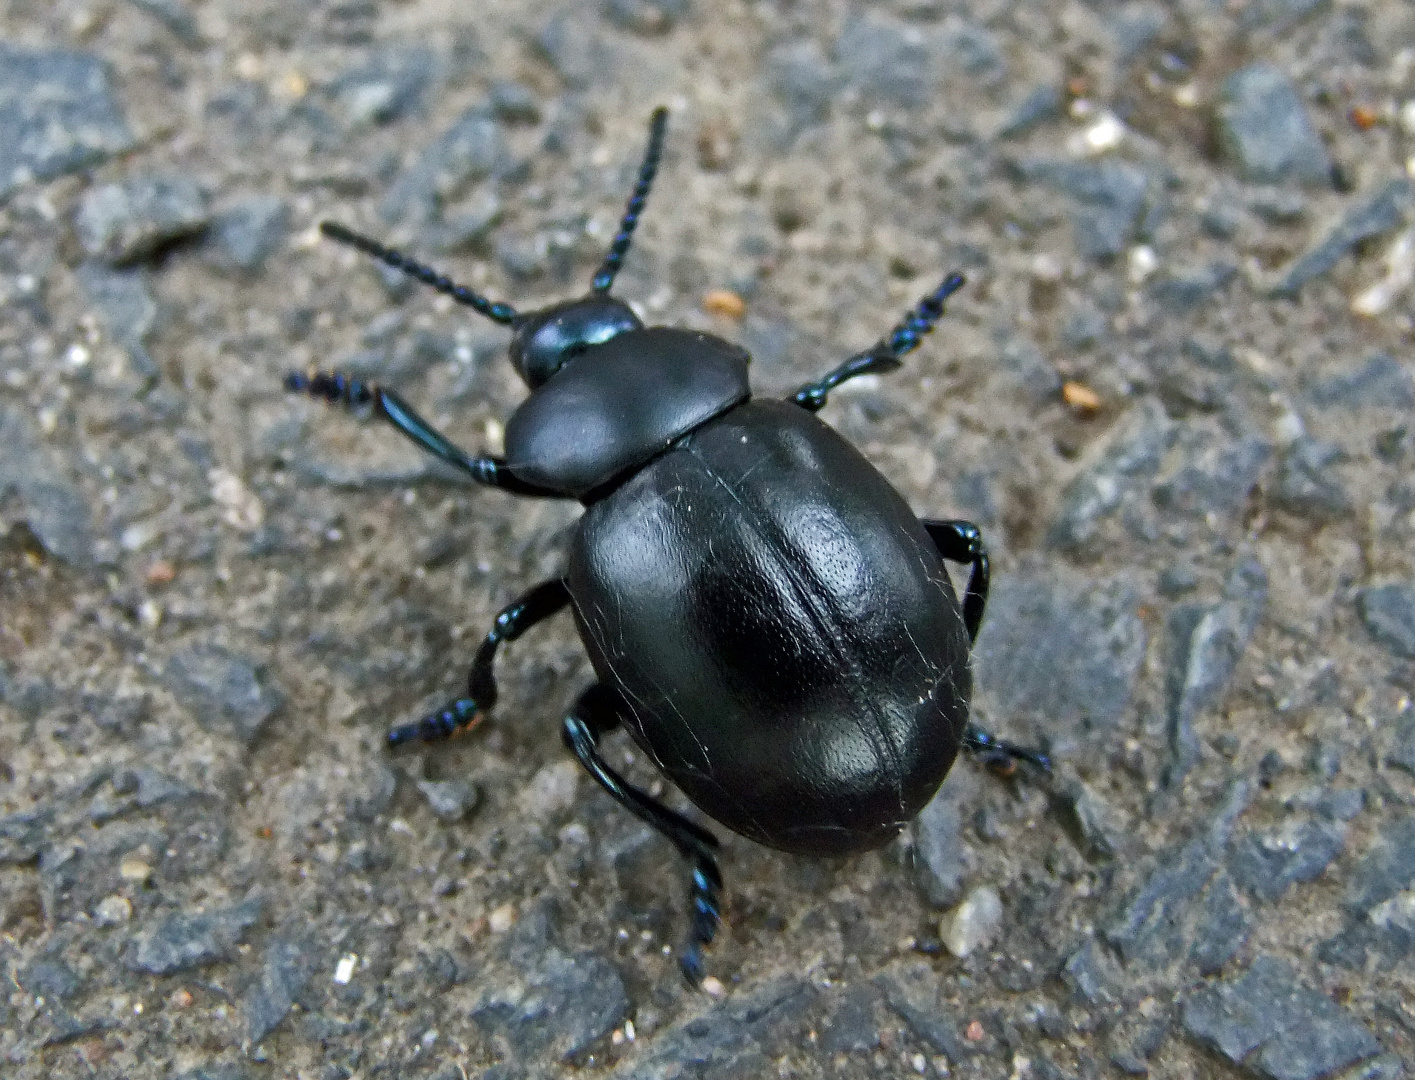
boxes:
[207,197,289,275]
[0,407,96,567]
[1342,1058,1406,1080]
[1048,402,1174,550]
[974,573,1146,741]
[74,262,160,379]
[602,0,689,35]
[1270,179,1412,298]
[1062,938,1125,1005]
[1152,431,1272,518]
[1273,437,1350,521]
[1308,354,1415,410]
[1343,814,1415,915]
[1057,780,1128,858]
[819,984,880,1054]
[124,898,262,975]
[1250,188,1308,225]
[171,1068,251,1080]
[765,40,837,135]
[995,83,1062,140]
[330,46,434,127]
[1165,559,1268,784]
[474,933,628,1062]
[1015,158,1150,259]
[1159,566,1201,597]
[1237,0,1331,34]
[1182,956,1381,1080]
[910,768,977,907]
[246,937,314,1043]
[21,957,80,1000]
[1189,872,1250,976]
[944,21,1005,82]
[164,645,282,746]
[536,11,616,91]
[608,978,814,1079]
[1062,303,1107,349]
[1386,709,1415,775]
[416,778,478,822]
[488,81,541,125]
[1149,262,1238,314]
[1357,584,1415,659]
[128,766,203,809]
[835,12,932,109]
[875,963,968,1061]
[1215,64,1331,186]
[123,0,201,46]
[998,335,1064,402]
[380,107,506,225]
[0,44,134,199]
[0,806,51,865]
[1228,819,1346,902]
[75,175,211,265]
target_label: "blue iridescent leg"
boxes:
[388,579,571,748]
[561,683,723,985]
[790,273,966,411]
[963,725,1052,775]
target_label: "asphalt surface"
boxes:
[2,1,1415,1078]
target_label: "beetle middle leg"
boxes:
[561,683,724,985]
[387,578,571,748]
[923,519,989,643]
[286,370,563,497]
[789,272,966,411]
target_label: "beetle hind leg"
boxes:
[964,724,1052,775]
[561,683,724,984]
[388,578,571,748]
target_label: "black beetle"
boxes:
[290,108,1049,981]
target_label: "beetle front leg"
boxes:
[286,371,563,497]
[561,683,724,985]
[388,578,571,748]
[923,519,989,643]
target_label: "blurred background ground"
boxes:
[2,0,1415,1077]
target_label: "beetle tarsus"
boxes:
[561,686,724,984]
[388,697,481,748]
[963,724,1052,774]
[789,272,965,412]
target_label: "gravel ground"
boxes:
[2,1,1415,1077]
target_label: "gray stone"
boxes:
[875,963,967,1061]
[1386,709,1415,775]
[75,175,210,265]
[1357,584,1415,660]
[535,11,616,91]
[1216,65,1331,186]
[819,984,880,1054]
[1016,158,1150,259]
[1182,956,1381,1080]
[164,645,282,746]
[172,1068,251,1080]
[207,197,289,275]
[330,46,434,127]
[1342,1058,1406,1080]
[380,107,506,225]
[1152,432,1272,518]
[1237,0,1331,33]
[835,12,932,109]
[128,766,203,809]
[1251,188,1308,225]
[74,262,160,379]
[1274,437,1350,521]
[125,898,262,975]
[474,945,629,1062]
[1343,814,1415,914]
[973,573,1146,741]
[1112,1,1168,67]
[1062,938,1124,1005]
[0,44,134,199]
[945,21,1005,82]
[0,806,51,865]
[21,957,80,1000]
[123,0,201,46]
[1308,354,1415,410]
[765,40,837,134]
[1165,559,1268,783]
[1149,262,1238,313]
[996,83,1062,140]
[488,81,541,125]
[245,937,314,1043]
[416,779,479,822]
[1058,780,1128,858]
[999,335,1064,402]
[602,0,689,36]
[1062,304,1107,349]
[1190,872,1250,976]
[910,769,975,907]
[609,978,814,1079]
[1159,565,1200,597]
[0,407,96,566]
[1048,401,1174,550]
[1228,819,1346,902]
[1271,179,1412,298]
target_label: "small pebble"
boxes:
[1062,381,1102,415]
[119,855,153,885]
[965,1019,985,1041]
[941,885,1003,958]
[488,903,517,933]
[94,895,133,926]
[703,289,746,319]
[701,976,726,997]
[144,560,176,585]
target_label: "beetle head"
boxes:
[509,295,643,388]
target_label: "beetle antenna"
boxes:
[877,272,966,362]
[591,107,669,293]
[320,221,519,326]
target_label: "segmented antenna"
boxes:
[319,221,519,326]
[591,107,670,293]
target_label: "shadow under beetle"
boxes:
[290,107,1050,982]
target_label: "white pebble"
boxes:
[941,885,1003,958]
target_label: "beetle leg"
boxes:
[286,371,563,497]
[788,272,965,411]
[387,579,571,748]
[963,724,1052,775]
[922,519,989,643]
[561,683,724,985]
